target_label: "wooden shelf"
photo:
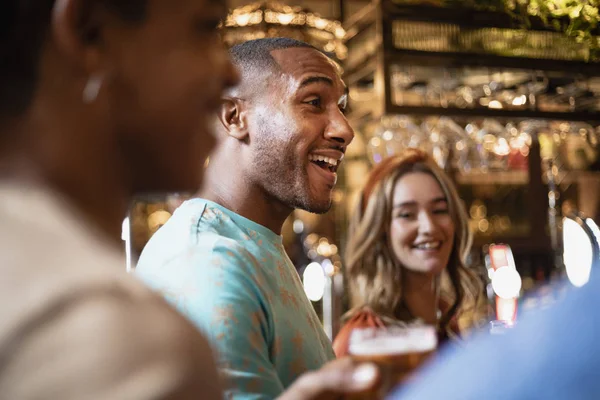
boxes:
[456,170,529,186]
[344,58,376,87]
[544,170,600,186]
[347,107,375,123]
[386,49,600,76]
[387,104,600,122]
[383,1,600,36]
[380,2,600,75]
[456,170,600,186]
[343,1,377,40]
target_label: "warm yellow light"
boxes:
[370,137,382,147]
[313,17,328,30]
[324,42,336,52]
[222,2,346,60]
[482,134,496,151]
[235,13,252,26]
[478,219,490,232]
[512,94,527,106]
[277,13,294,25]
[382,130,394,141]
[335,26,346,39]
[488,100,504,109]
[494,138,511,156]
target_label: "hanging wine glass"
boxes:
[527,71,549,111]
[422,117,465,171]
[471,119,512,171]
[368,116,394,164]
[555,122,599,170]
[505,122,530,170]
[464,121,483,171]
[391,65,417,106]
[368,115,425,164]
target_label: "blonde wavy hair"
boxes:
[345,149,482,335]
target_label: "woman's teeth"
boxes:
[414,241,441,250]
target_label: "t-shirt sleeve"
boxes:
[0,289,222,400]
[168,239,284,400]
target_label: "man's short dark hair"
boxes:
[228,38,325,95]
[0,0,146,119]
[229,37,319,72]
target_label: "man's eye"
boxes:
[305,97,322,108]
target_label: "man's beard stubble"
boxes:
[252,141,332,214]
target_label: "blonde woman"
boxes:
[333,149,483,357]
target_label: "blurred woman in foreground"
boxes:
[0,0,376,397]
[334,149,483,357]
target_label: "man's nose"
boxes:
[324,110,354,146]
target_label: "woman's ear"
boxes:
[218,97,249,141]
[52,0,106,75]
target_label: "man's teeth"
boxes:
[308,154,339,167]
[414,241,441,250]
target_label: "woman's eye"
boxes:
[433,209,450,215]
[396,213,414,219]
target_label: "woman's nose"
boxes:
[418,212,436,234]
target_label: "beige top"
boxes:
[0,183,222,400]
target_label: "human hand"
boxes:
[277,357,379,400]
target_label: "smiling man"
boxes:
[136,38,355,399]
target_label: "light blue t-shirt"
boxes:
[136,199,335,399]
[390,275,600,400]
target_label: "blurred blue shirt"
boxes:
[390,274,600,399]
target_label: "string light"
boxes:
[220,1,347,60]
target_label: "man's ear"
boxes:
[52,0,107,75]
[218,97,249,141]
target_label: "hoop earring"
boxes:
[82,75,103,104]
